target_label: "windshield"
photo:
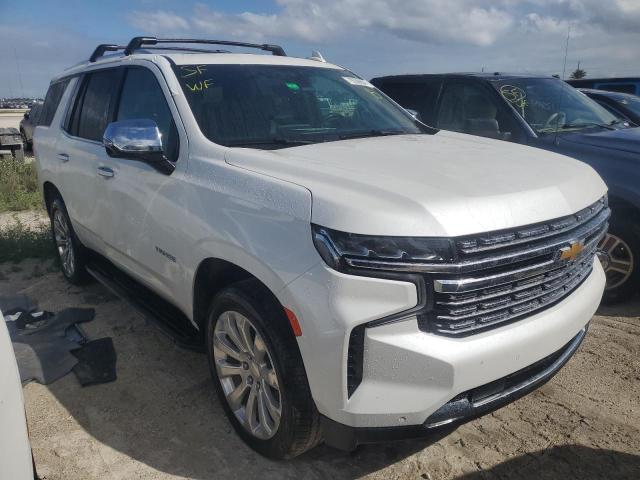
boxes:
[617,95,640,116]
[492,78,619,134]
[173,64,427,148]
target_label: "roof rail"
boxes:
[89,44,126,62]
[123,36,287,56]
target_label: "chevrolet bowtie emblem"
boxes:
[560,240,585,261]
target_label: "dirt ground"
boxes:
[1,258,638,480]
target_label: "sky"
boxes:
[1,0,639,98]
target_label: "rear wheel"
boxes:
[49,197,90,285]
[599,214,640,303]
[206,280,321,459]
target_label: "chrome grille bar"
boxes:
[424,197,609,336]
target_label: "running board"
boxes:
[86,257,205,353]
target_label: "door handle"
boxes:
[57,153,69,162]
[97,166,115,178]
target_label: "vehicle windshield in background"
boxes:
[173,64,426,148]
[617,94,640,117]
[492,78,620,134]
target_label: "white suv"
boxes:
[35,37,609,459]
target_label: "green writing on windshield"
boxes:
[285,82,300,91]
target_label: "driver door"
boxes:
[95,65,185,299]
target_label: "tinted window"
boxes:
[377,80,441,125]
[173,64,426,149]
[39,80,69,126]
[116,67,179,162]
[438,82,519,140]
[75,69,120,141]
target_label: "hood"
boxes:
[560,126,640,155]
[225,131,607,237]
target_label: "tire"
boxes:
[206,280,321,459]
[599,213,640,304]
[48,197,91,285]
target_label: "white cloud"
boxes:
[128,1,516,47]
[128,9,190,32]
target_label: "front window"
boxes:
[492,78,620,134]
[173,64,427,148]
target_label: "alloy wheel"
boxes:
[213,311,282,440]
[53,209,75,277]
[598,233,634,291]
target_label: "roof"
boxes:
[568,77,640,84]
[54,50,342,83]
[579,88,638,100]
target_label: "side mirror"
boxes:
[103,119,165,164]
[24,112,30,120]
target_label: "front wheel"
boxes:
[206,280,321,459]
[599,215,640,303]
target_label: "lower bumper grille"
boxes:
[424,325,587,428]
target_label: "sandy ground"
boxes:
[0,209,47,232]
[0,257,638,480]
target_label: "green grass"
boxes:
[0,160,42,212]
[0,218,55,263]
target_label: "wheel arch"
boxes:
[608,194,640,220]
[192,257,288,332]
[42,181,61,213]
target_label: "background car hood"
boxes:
[560,127,640,155]
[225,131,607,237]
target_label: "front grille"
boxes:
[425,197,609,336]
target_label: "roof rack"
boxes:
[89,36,286,63]
[124,36,286,57]
[89,44,125,62]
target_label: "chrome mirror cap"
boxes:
[103,119,164,159]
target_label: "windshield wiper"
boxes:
[559,122,616,131]
[338,129,406,140]
[224,138,315,148]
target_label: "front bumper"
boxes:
[281,257,604,441]
[321,324,587,450]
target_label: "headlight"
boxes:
[312,224,454,272]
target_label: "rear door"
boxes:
[96,64,186,299]
[55,67,122,251]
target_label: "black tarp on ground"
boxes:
[1,295,117,386]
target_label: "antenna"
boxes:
[555,24,571,144]
[14,48,25,98]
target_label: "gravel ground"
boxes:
[1,258,638,480]
[0,208,47,232]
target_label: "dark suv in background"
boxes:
[372,73,640,302]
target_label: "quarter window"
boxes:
[39,79,69,127]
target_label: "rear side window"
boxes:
[378,80,441,125]
[116,67,179,162]
[39,80,69,126]
[70,69,120,141]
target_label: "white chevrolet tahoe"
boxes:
[35,37,609,459]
